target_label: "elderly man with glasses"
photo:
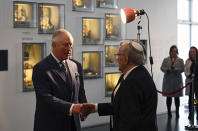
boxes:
[81,40,158,131]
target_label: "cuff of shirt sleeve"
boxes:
[95,104,98,112]
[69,104,74,116]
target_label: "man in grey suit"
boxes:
[32,29,87,131]
[82,40,158,131]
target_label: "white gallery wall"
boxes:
[0,0,177,131]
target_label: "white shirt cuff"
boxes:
[69,104,74,116]
[95,104,98,112]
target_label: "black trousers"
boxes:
[166,97,180,114]
[188,83,198,115]
[71,116,77,131]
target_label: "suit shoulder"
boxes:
[134,66,149,75]
[130,66,154,84]
[33,55,50,69]
[70,59,80,64]
[69,59,82,67]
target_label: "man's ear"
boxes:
[125,55,129,64]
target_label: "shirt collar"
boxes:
[51,52,65,64]
[123,65,138,80]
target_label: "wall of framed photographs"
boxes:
[0,0,177,130]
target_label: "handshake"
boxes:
[72,103,96,119]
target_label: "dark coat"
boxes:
[98,66,158,131]
[32,54,87,131]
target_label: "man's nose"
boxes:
[66,46,72,50]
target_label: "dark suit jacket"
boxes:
[98,66,158,131]
[32,54,87,131]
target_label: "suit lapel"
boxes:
[66,59,80,103]
[113,66,142,101]
[47,54,67,82]
[111,74,124,102]
[112,67,138,102]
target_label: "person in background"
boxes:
[184,46,198,119]
[32,29,87,131]
[161,45,184,118]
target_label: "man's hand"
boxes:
[72,103,96,120]
[81,103,96,118]
[72,104,83,114]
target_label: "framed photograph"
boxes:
[82,51,102,79]
[23,43,46,92]
[105,72,121,96]
[38,3,65,34]
[105,45,119,67]
[105,13,122,40]
[13,1,36,28]
[72,0,94,12]
[82,17,104,45]
[96,0,118,8]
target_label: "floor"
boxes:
[82,105,198,131]
[157,106,198,131]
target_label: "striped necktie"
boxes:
[59,62,72,85]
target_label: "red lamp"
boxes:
[121,8,145,24]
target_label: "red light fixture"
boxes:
[121,8,145,24]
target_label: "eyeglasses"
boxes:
[114,53,125,56]
[114,53,125,58]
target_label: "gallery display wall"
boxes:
[0,0,177,130]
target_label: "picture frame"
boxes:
[82,17,104,45]
[38,3,65,34]
[22,43,46,92]
[96,0,118,9]
[105,45,119,67]
[13,1,37,28]
[82,51,103,79]
[105,13,123,41]
[105,72,121,97]
[72,0,94,12]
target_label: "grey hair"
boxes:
[120,40,144,65]
[52,29,74,44]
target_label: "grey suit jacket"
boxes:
[32,54,87,131]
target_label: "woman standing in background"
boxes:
[184,46,198,119]
[161,45,184,118]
